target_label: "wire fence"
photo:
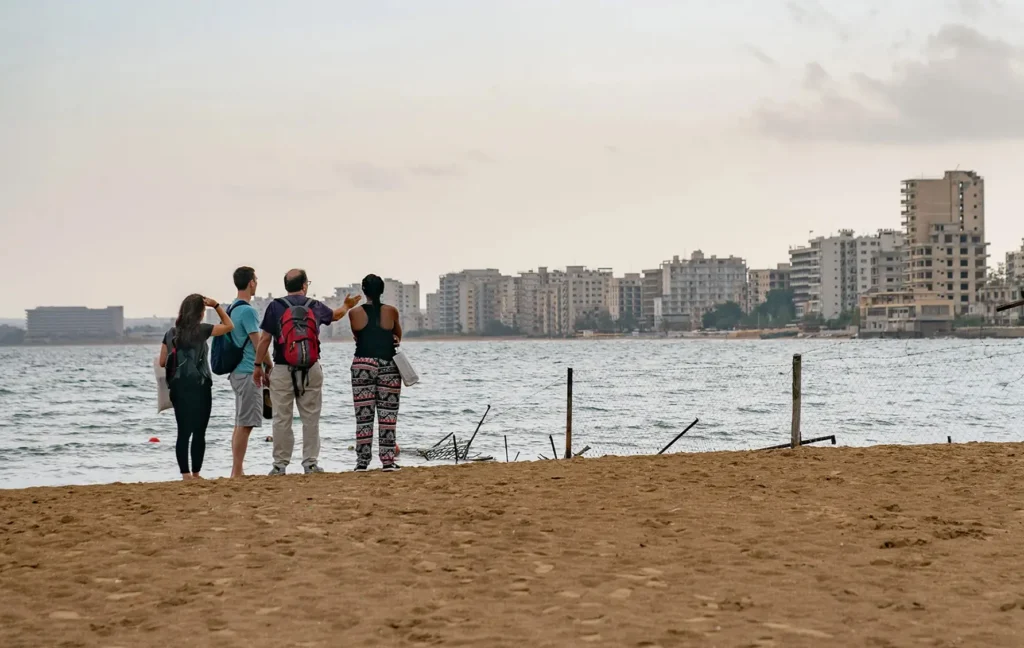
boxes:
[435,338,1024,463]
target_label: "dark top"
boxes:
[260,295,334,365]
[163,324,215,383]
[354,303,396,360]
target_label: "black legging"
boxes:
[170,381,212,474]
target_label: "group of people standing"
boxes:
[158,267,405,480]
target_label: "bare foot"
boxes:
[191,473,204,480]
[181,474,192,481]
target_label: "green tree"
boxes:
[0,325,24,346]
[702,301,744,330]
[482,320,518,336]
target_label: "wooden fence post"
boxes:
[565,367,574,459]
[791,354,802,449]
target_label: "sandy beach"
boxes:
[3,443,1024,647]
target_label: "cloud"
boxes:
[754,24,1024,143]
[743,45,778,67]
[785,0,851,42]
[335,162,404,192]
[465,149,495,164]
[802,62,830,91]
[951,0,1003,20]
[408,163,461,177]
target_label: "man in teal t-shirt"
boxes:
[227,266,266,478]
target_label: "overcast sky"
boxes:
[3,0,1024,317]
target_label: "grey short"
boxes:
[230,372,263,428]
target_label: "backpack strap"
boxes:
[303,298,314,310]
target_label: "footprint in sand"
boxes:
[534,563,555,575]
[558,591,582,599]
[49,611,82,620]
[609,588,632,600]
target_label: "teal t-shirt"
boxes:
[229,300,260,374]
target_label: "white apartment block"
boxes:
[855,230,904,297]
[425,292,440,331]
[327,278,421,338]
[789,244,818,318]
[657,251,747,329]
[902,170,988,315]
[608,273,643,323]
[640,268,663,329]
[746,264,791,312]
[437,269,509,335]
[1007,239,1024,283]
[790,230,904,321]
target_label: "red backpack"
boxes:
[276,298,321,370]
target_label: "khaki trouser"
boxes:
[269,362,324,470]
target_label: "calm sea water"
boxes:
[1,338,1023,489]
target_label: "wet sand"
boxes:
[3,443,1024,647]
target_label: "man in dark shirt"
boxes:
[255,269,360,475]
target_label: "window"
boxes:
[960,272,968,279]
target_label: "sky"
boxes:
[2,0,1024,317]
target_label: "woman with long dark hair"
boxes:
[158,294,233,480]
[349,274,403,472]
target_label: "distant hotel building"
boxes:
[25,306,124,342]
[653,251,747,330]
[1007,239,1024,284]
[328,279,421,338]
[902,170,988,314]
[789,230,904,320]
[746,264,792,312]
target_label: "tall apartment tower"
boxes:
[901,170,987,314]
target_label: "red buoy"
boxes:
[149,437,160,443]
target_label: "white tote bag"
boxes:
[154,356,172,413]
[393,348,419,387]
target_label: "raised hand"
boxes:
[203,296,219,308]
[343,293,362,309]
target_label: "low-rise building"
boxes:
[858,291,953,337]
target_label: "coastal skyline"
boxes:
[4,1,1024,317]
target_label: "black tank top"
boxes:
[354,303,396,360]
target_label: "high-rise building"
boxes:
[640,268,663,330]
[25,306,124,342]
[657,251,747,329]
[1007,239,1024,284]
[901,170,988,315]
[790,230,903,320]
[564,266,613,332]
[608,273,643,324]
[789,243,818,318]
[746,264,792,312]
[425,292,440,331]
[856,230,905,297]
[437,269,509,335]
[325,278,420,338]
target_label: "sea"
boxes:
[2,338,1023,489]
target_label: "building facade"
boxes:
[902,170,988,315]
[437,269,509,335]
[859,291,953,337]
[25,306,125,342]
[608,273,643,324]
[790,230,905,321]
[1007,239,1024,283]
[658,251,747,329]
[746,263,792,312]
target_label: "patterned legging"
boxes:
[351,357,401,467]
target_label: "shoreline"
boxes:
[4,327,1024,348]
[3,442,1023,646]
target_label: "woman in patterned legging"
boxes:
[349,274,403,472]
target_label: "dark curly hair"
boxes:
[361,274,385,302]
